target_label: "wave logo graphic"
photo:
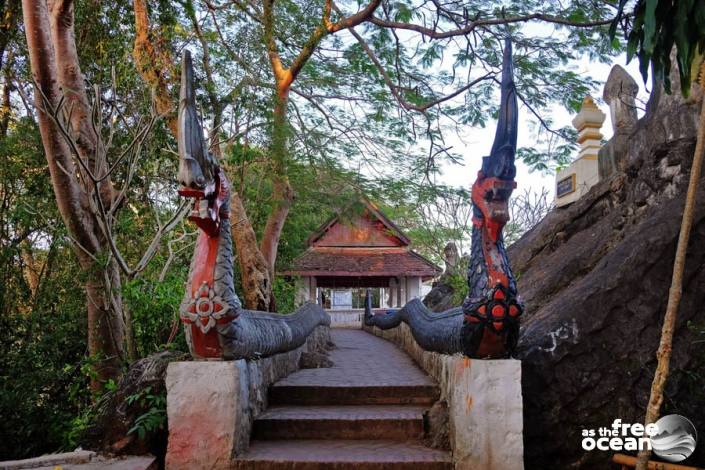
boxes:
[651,414,698,463]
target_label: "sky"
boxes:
[436,53,652,200]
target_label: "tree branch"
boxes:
[370,12,618,40]
[347,23,494,113]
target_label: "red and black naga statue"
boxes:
[365,39,523,359]
[177,50,329,360]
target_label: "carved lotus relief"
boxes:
[180,282,231,334]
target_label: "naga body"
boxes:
[365,39,523,359]
[176,51,329,360]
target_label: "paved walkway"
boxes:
[277,329,435,387]
[235,329,452,469]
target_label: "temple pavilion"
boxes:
[282,200,441,327]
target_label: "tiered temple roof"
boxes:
[282,201,441,280]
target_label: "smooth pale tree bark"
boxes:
[23,0,125,389]
[635,66,705,470]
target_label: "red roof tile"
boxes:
[282,247,442,278]
[308,200,410,247]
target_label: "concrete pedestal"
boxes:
[165,361,249,470]
[164,326,331,470]
[448,357,523,470]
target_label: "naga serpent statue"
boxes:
[176,50,329,360]
[365,38,523,359]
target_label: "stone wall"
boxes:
[326,309,363,328]
[165,326,330,470]
[363,323,523,470]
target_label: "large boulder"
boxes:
[424,243,467,313]
[510,80,705,469]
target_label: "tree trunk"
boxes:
[230,189,272,311]
[20,241,41,298]
[132,0,177,136]
[635,74,705,470]
[23,0,124,389]
[0,58,11,138]
[49,0,115,207]
[259,89,294,291]
[86,258,126,383]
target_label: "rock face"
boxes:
[423,281,457,312]
[603,64,639,133]
[600,65,640,180]
[509,79,705,469]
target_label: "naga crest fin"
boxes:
[177,49,216,192]
[482,38,518,181]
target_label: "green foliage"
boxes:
[187,0,624,178]
[0,254,93,459]
[273,275,298,312]
[126,387,167,440]
[123,263,189,357]
[0,114,96,459]
[517,127,578,174]
[373,180,474,263]
[612,0,705,96]
[447,272,470,307]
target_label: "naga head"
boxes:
[177,50,228,236]
[471,38,518,242]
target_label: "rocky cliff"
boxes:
[509,80,705,468]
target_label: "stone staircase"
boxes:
[234,329,452,469]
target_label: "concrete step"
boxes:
[234,439,452,470]
[269,384,438,406]
[252,405,425,440]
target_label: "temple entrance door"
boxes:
[314,276,390,328]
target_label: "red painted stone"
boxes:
[491,305,505,318]
[187,325,222,358]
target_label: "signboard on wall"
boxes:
[331,289,353,310]
[557,173,576,198]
